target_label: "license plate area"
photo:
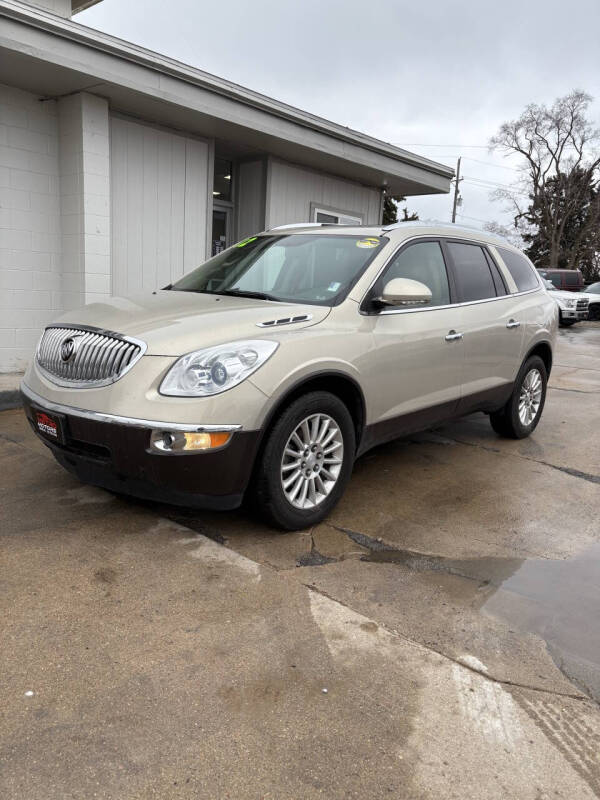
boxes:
[33,407,67,445]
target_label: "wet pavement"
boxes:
[1,322,599,799]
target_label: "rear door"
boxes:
[443,240,524,414]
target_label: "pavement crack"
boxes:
[296,529,336,567]
[303,583,592,704]
[444,436,600,485]
[549,385,600,395]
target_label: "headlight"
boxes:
[160,340,278,396]
[565,299,577,308]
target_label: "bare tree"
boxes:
[483,221,524,249]
[490,90,600,269]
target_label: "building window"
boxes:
[312,206,362,225]
[213,158,232,202]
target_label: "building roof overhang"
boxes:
[0,0,454,196]
[71,0,102,14]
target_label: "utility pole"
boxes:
[451,156,462,223]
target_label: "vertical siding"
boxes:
[184,139,209,273]
[236,159,266,239]
[266,159,381,228]
[111,117,209,296]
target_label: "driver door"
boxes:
[363,239,464,442]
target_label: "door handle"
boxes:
[506,319,521,329]
[445,330,463,342]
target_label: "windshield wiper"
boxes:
[218,289,275,301]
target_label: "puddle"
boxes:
[359,538,600,703]
[483,543,600,703]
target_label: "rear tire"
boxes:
[490,355,547,439]
[253,391,355,531]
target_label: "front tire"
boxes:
[490,355,547,439]
[253,391,355,530]
[559,312,575,327]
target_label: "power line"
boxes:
[464,176,510,188]
[456,213,492,224]
[462,156,520,172]
[395,145,523,173]
[462,178,529,198]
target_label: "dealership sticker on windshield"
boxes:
[356,237,380,249]
[236,236,257,248]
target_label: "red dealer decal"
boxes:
[36,412,58,438]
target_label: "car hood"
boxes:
[548,289,584,301]
[53,291,331,355]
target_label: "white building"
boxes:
[0,0,453,373]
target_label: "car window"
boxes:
[585,283,600,294]
[446,242,497,302]
[496,247,539,292]
[484,250,508,296]
[564,272,580,286]
[377,241,450,307]
[171,234,388,306]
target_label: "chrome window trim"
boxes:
[21,383,242,433]
[358,234,542,316]
[377,288,542,316]
[36,323,147,389]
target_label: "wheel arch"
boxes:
[246,371,367,491]
[524,340,553,377]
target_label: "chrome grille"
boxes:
[36,326,145,388]
[576,298,589,311]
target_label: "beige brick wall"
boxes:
[0,83,62,372]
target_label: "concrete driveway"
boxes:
[1,323,599,799]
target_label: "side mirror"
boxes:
[379,278,432,307]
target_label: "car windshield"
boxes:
[584,283,600,294]
[169,233,388,306]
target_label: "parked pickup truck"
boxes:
[542,280,590,326]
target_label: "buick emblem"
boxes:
[60,337,77,362]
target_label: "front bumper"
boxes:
[21,384,260,510]
[561,308,588,319]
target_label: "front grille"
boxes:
[36,325,145,388]
[576,299,589,311]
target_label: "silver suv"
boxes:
[21,223,557,530]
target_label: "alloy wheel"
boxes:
[518,368,543,427]
[280,413,344,509]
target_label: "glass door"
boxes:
[211,208,229,256]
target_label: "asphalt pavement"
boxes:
[1,322,599,799]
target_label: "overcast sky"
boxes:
[79,0,600,230]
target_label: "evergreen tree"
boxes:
[522,169,600,280]
[382,195,419,225]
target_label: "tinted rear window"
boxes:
[497,247,539,292]
[446,242,497,302]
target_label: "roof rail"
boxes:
[269,221,360,231]
[269,222,326,231]
[381,219,510,244]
